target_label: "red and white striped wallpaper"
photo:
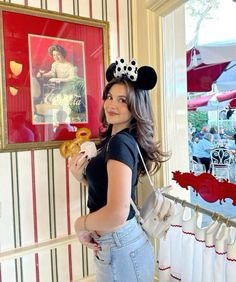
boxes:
[0,0,133,281]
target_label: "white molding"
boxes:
[146,0,186,13]
[146,0,168,11]
[0,234,77,262]
[142,0,189,195]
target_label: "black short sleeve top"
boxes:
[85,129,138,220]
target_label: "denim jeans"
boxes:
[93,217,155,282]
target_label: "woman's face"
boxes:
[103,83,132,134]
[52,50,64,62]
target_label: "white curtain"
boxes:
[157,203,236,282]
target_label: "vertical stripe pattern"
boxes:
[11,153,23,282]
[0,0,132,281]
[116,0,120,56]
[31,152,39,282]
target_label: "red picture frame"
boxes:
[0,3,109,151]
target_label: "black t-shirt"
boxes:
[85,129,139,220]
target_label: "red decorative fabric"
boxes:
[172,171,236,205]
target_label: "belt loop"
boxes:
[112,232,122,247]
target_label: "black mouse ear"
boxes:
[106,63,116,82]
[136,66,157,90]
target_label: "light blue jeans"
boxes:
[93,217,155,282]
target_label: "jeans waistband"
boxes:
[94,217,144,247]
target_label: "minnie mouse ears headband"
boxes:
[106,57,157,90]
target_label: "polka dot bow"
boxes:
[114,57,138,81]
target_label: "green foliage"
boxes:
[188,110,208,132]
[186,0,220,19]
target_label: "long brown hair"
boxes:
[99,77,170,175]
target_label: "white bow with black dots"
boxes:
[114,57,138,81]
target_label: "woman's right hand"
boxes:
[36,70,45,78]
[76,230,101,251]
[69,152,89,182]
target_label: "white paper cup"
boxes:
[80,141,97,159]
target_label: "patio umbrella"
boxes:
[196,43,236,64]
[187,93,215,111]
[187,90,236,111]
[187,48,229,92]
[186,42,236,93]
[216,90,236,102]
[229,98,236,109]
[215,61,236,91]
[188,91,236,134]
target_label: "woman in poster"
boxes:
[37,44,77,82]
[36,44,85,123]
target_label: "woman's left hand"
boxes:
[49,78,61,83]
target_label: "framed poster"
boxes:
[0,2,109,151]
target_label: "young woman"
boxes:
[69,58,168,281]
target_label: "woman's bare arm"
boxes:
[74,159,132,233]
